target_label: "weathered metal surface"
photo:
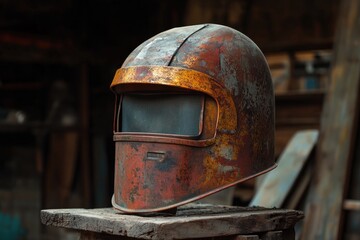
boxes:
[40,204,303,240]
[250,130,319,208]
[112,66,238,135]
[110,24,275,212]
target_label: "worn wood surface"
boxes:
[301,0,360,239]
[41,204,303,240]
[250,130,318,208]
[79,231,292,240]
[283,159,312,210]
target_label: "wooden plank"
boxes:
[80,232,263,240]
[301,0,360,238]
[343,200,360,211]
[250,130,318,208]
[40,204,303,240]
[275,125,319,158]
[283,160,312,210]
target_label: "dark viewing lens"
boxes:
[120,93,204,137]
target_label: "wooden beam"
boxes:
[301,0,360,239]
[40,204,303,239]
[250,130,318,208]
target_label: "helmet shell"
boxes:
[110,24,275,212]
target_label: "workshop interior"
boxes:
[1,0,360,239]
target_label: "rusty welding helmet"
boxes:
[110,24,275,213]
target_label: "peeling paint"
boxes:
[218,165,236,174]
[219,146,234,160]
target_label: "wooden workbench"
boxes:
[40,204,303,240]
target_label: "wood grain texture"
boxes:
[250,130,318,208]
[40,204,303,240]
[301,0,360,239]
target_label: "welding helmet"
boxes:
[110,24,275,213]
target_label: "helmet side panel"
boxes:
[170,24,275,179]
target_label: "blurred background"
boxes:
[0,0,350,239]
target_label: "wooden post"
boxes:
[301,0,360,239]
[250,130,318,208]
